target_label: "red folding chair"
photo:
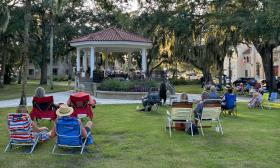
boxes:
[69,94,94,119]
[30,96,57,121]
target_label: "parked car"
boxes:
[233,77,257,86]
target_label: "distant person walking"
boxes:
[159,81,167,105]
[200,76,205,88]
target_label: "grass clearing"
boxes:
[0,103,279,168]
[0,81,72,101]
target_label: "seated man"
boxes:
[245,83,251,92]
[193,91,209,121]
[137,88,160,112]
[221,88,236,114]
[48,104,93,145]
[208,86,219,99]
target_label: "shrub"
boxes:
[170,78,200,85]
[97,79,159,92]
[53,75,68,81]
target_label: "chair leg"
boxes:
[190,122,193,136]
[218,120,223,135]
[29,143,37,154]
[4,141,11,152]
[198,120,204,136]
[169,120,172,137]
[52,144,57,154]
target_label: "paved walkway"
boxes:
[0,91,251,108]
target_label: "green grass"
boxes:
[0,81,72,101]
[175,84,204,94]
[0,103,279,168]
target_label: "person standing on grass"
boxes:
[159,81,167,105]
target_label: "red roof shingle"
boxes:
[70,27,152,43]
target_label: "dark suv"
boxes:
[233,77,257,86]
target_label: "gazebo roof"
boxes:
[70,27,152,43]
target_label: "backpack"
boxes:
[186,124,199,135]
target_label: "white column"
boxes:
[105,50,110,77]
[82,49,87,72]
[128,51,132,70]
[141,48,147,75]
[76,48,81,72]
[90,47,95,78]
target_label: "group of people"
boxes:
[236,81,267,96]
[14,87,94,144]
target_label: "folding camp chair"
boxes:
[142,90,161,111]
[166,102,194,137]
[69,95,93,119]
[269,92,278,102]
[5,113,40,154]
[30,96,57,121]
[222,94,237,116]
[261,93,270,109]
[196,101,223,136]
[52,117,92,155]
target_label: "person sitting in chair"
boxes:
[17,105,49,141]
[193,91,209,121]
[221,87,236,114]
[48,104,93,145]
[208,86,219,99]
[248,91,262,108]
[180,92,188,102]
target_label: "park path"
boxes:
[0,91,250,108]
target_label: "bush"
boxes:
[97,79,159,92]
[53,75,68,81]
[170,79,200,85]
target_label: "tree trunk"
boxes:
[49,9,54,90]
[17,66,22,84]
[217,58,224,85]
[20,0,31,105]
[40,24,48,84]
[0,42,6,88]
[259,46,276,91]
[40,60,48,84]
[202,67,213,84]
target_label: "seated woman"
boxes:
[16,105,49,141]
[180,92,188,102]
[248,91,262,108]
[208,86,219,99]
[48,104,93,144]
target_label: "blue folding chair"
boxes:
[222,94,237,116]
[52,117,92,155]
[269,92,278,102]
[5,113,40,154]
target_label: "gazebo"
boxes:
[70,27,153,80]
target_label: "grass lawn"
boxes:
[0,81,72,101]
[0,103,279,168]
[175,84,203,94]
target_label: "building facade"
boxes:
[224,44,280,82]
